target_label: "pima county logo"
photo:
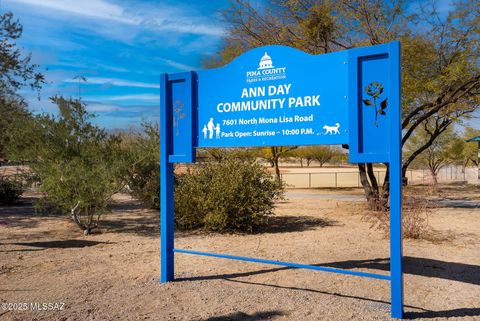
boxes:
[246,52,287,83]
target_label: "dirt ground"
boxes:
[0,185,479,321]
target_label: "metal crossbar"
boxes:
[174,248,391,281]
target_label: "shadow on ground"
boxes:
[109,199,148,213]
[322,257,480,286]
[101,215,159,237]
[0,197,36,213]
[224,278,429,315]
[102,213,336,237]
[194,310,286,321]
[0,197,46,229]
[0,240,113,251]
[177,256,479,286]
[177,256,480,319]
[95,199,160,237]
[0,196,160,237]
[221,279,478,319]
[256,215,338,234]
[404,308,480,319]
[437,199,480,209]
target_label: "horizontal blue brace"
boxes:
[174,248,390,281]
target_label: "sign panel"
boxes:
[196,46,349,147]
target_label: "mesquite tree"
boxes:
[18,97,128,234]
[123,122,160,209]
[207,0,479,210]
[353,0,479,209]
[0,12,44,158]
[261,146,298,182]
[405,125,460,185]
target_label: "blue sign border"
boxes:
[160,41,403,319]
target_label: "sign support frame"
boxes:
[388,41,403,319]
[160,42,403,319]
[160,73,174,282]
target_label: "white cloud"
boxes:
[11,0,139,24]
[9,0,226,37]
[84,102,120,112]
[159,59,196,71]
[64,77,158,89]
[95,64,130,73]
[96,94,159,102]
[149,17,225,37]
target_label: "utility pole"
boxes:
[73,75,87,99]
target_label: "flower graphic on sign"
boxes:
[173,100,185,136]
[362,81,388,127]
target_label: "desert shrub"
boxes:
[362,196,431,239]
[17,97,128,234]
[123,122,160,209]
[402,207,430,239]
[0,176,23,204]
[129,160,159,209]
[174,158,284,232]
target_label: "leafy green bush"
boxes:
[16,97,128,234]
[0,177,23,205]
[129,160,159,208]
[174,158,284,232]
[124,123,160,209]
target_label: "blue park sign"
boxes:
[160,42,403,319]
[197,47,349,147]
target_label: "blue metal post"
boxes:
[160,74,175,283]
[389,41,403,319]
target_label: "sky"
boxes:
[1,0,477,131]
[2,0,230,130]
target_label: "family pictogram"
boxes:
[203,117,221,139]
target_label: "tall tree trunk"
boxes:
[366,163,379,192]
[71,201,86,231]
[358,163,389,211]
[381,164,390,202]
[70,201,97,235]
[359,164,377,210]
[273,156,281,183]
[430,169,438,185]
